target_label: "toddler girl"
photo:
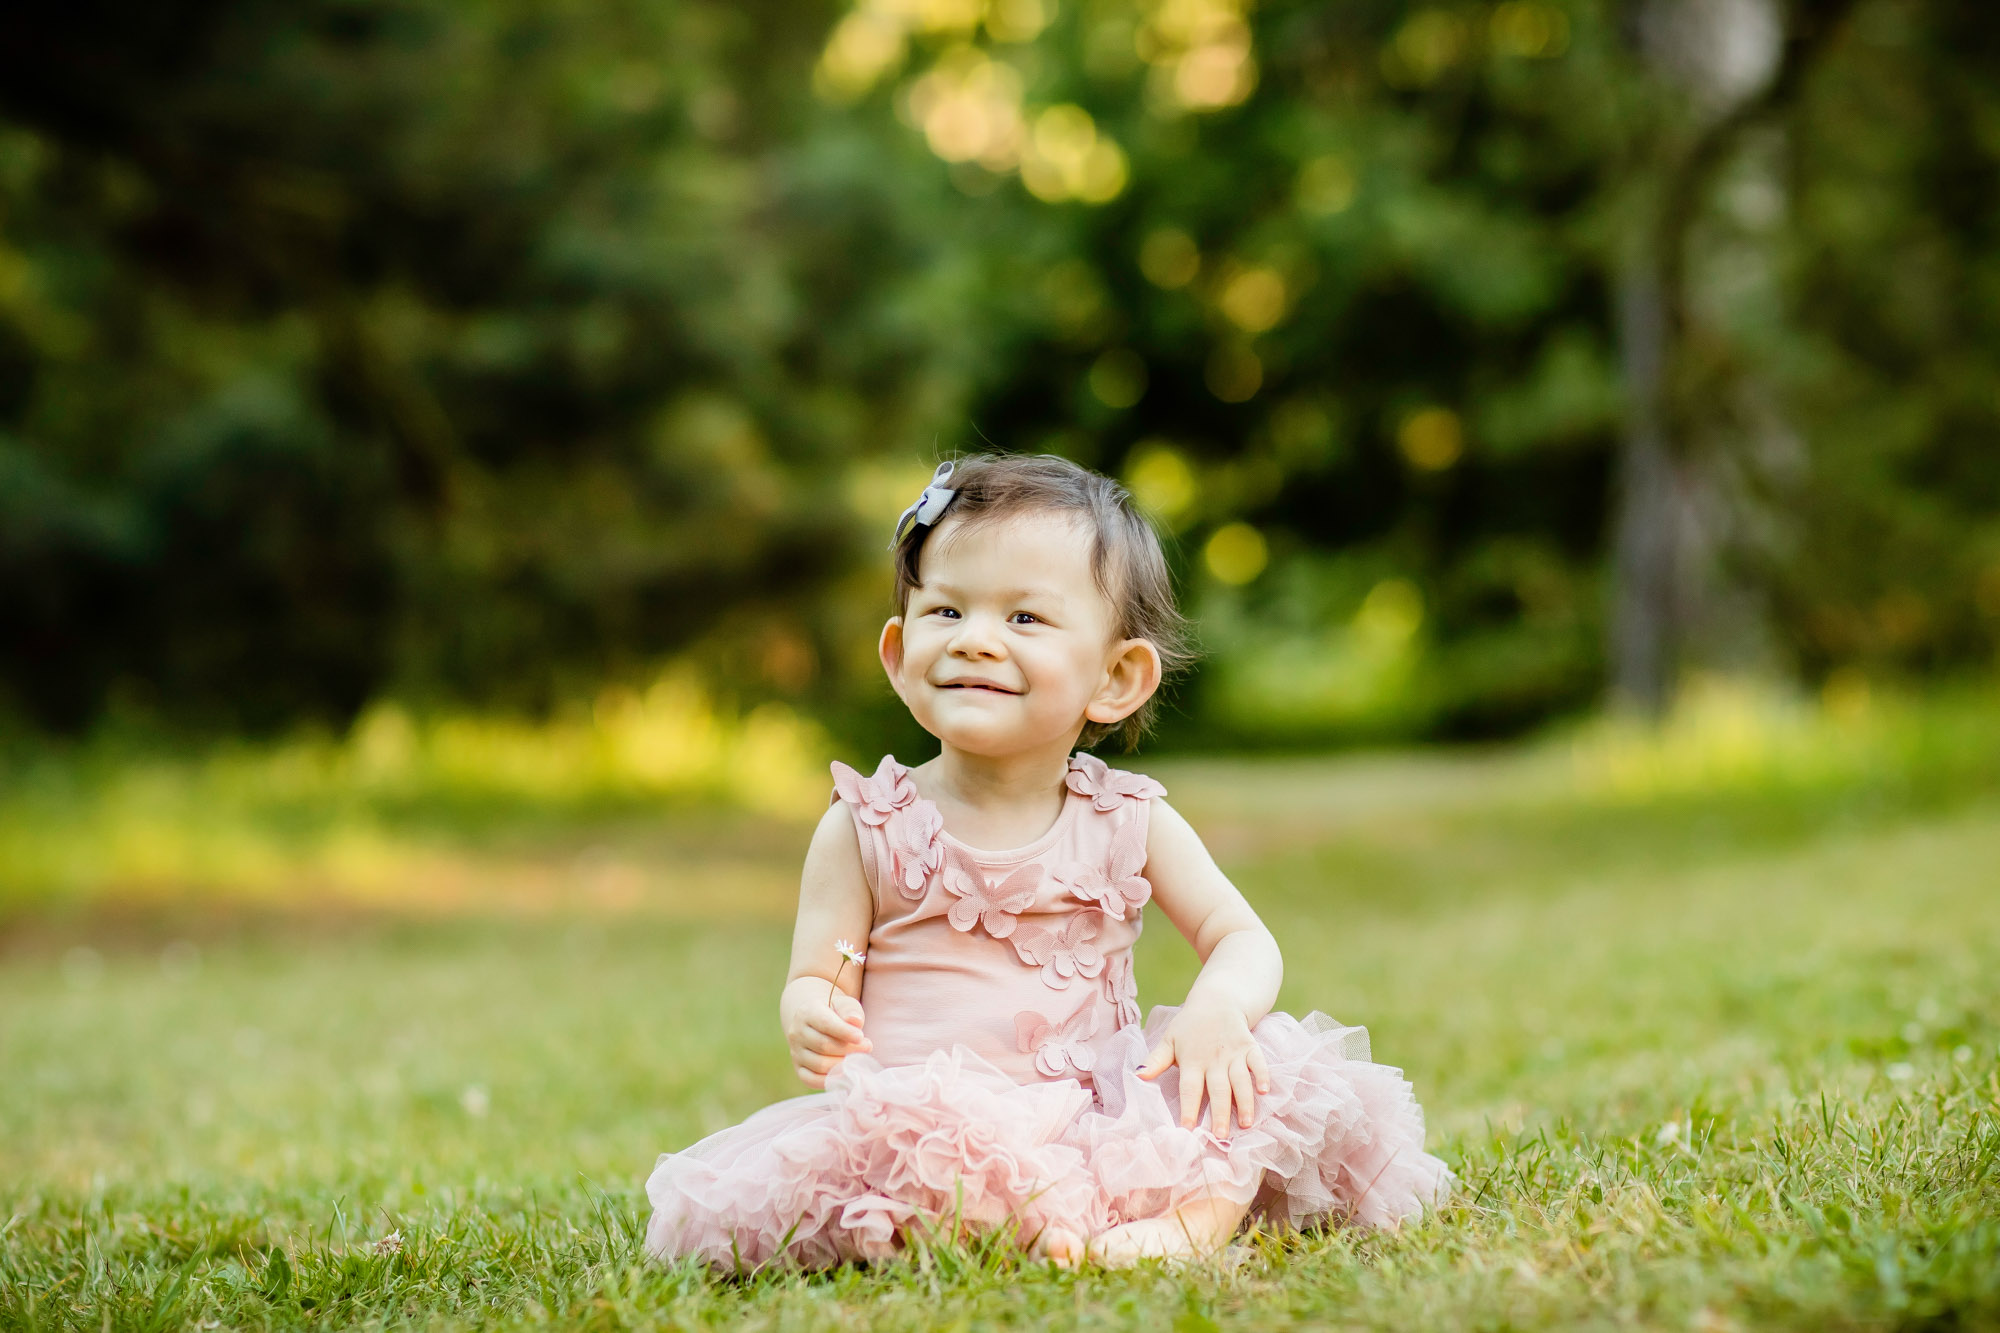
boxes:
[645,454,1450,1267]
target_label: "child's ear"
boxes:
[878,617,909,703]
[1086,638,1163,727]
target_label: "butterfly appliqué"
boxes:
[886,800,945,900]
[1052,817,1150,920]
[1009,911,1105,988]
[1102,952,1140,1029]
[1014,1005,1100,1078]
[940,846,1038,939]
[831,757,917,826]
[1064,753,1166,812]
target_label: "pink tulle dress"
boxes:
[644,754,1452,1267]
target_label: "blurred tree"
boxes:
[0,0,1995,745]
[0,0,954,731]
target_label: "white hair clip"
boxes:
[888,462,958,550]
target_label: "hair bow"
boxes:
[888,462,958,550]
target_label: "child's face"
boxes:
[882,512,1159,759]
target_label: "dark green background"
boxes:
[2,0,1994,749]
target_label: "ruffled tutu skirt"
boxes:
[644,1008,1452,1269]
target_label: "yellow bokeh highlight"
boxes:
[847,458,943,523]
[1399,406,1464,470]
[814,0,1045,103]
[1205,344,1262,402]
[1383,10,1467,88]
[1137,0,1259,110]
[1205,522,1268,584]
[819,2,1126,204]
[986,0,1052,42]
[1297,155,1356,215]
[816,10,910,102]
[1355,578,1424,647]
[1139,227,1201,288]
[906,49,1026,168]
[1020,104,1129,203]
[1217,265,1287,333]
[1088,347,1148,408]
[1125,441,1197,520]
[1491,1,1570,58]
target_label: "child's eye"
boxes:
[1009,612,1041,626]
[930,607,960,619]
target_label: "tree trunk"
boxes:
[1610,251,1682,717]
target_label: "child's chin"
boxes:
[926,715,1073,757]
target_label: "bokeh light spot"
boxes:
[1218,266,1287,332]
[1398,406,1463,470]
[1021,104,1128,203]
[1356,578,1424,646]
[1490,2,1569,58]
[1205,522,1268,584]
[1139,227,1201,288]
[1088,348,1148,409]
[1206,344,1263,402]
[1125,442,1197,521]
[1384,10,1467,88]
[986,0,1052,43]
[1297,155,1356,216]
[816,12,908,102]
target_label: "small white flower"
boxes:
[835,939,866,966]
[1654,1120,1682,1146]
[372,1230,404,1256]
[459,1084,490,1117]
[1954,1045,1973,1064]
[1884,1062,1914,1082]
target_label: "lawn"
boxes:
[3,685,1998,1330]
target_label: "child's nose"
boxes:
[948,614,1007,658]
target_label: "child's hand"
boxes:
[781,979,871,1089]
[1137,1002,1271,1138]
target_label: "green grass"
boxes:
[3,685,2000,1329]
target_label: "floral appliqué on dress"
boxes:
[1053,818,1150,921]
[1009,912,1105,989]
[832,758,943,900]
[1014,1006,1100,1078]
[1065,753,1166,812]
[941,846,1038,939]
[1102,952,1140,1029]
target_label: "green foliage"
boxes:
[5,730,2000,1328]
[1,0,1998,742]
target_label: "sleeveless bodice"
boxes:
[831,753,1165,1086]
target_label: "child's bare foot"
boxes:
[1085,1196,1247,1265]
[1030,1223,1086,1267]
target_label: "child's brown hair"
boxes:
[891,453,1194,750]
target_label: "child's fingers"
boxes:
[1177,1059,1206,1128]
[793,1048,844,1076]
[793,1065,827,1089]
[1247,1044,1271,1095]
[803,1009,870,1049]
[1137,1039,1175,1081]
[1229,1057,1258,1128]
[829,993,867,1026]
[797,1026,866,1058]
[1208,1067,1235,1138]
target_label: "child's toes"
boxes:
[1033,1224,1084,1268]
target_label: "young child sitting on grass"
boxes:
[644,453,1451,1267]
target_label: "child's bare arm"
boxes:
[1137,798,1283,1136]
[779,804,876,1088]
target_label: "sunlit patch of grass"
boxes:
[0,670,827,915]
[3,702,1999,1328]
[1564,674,2000,804]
